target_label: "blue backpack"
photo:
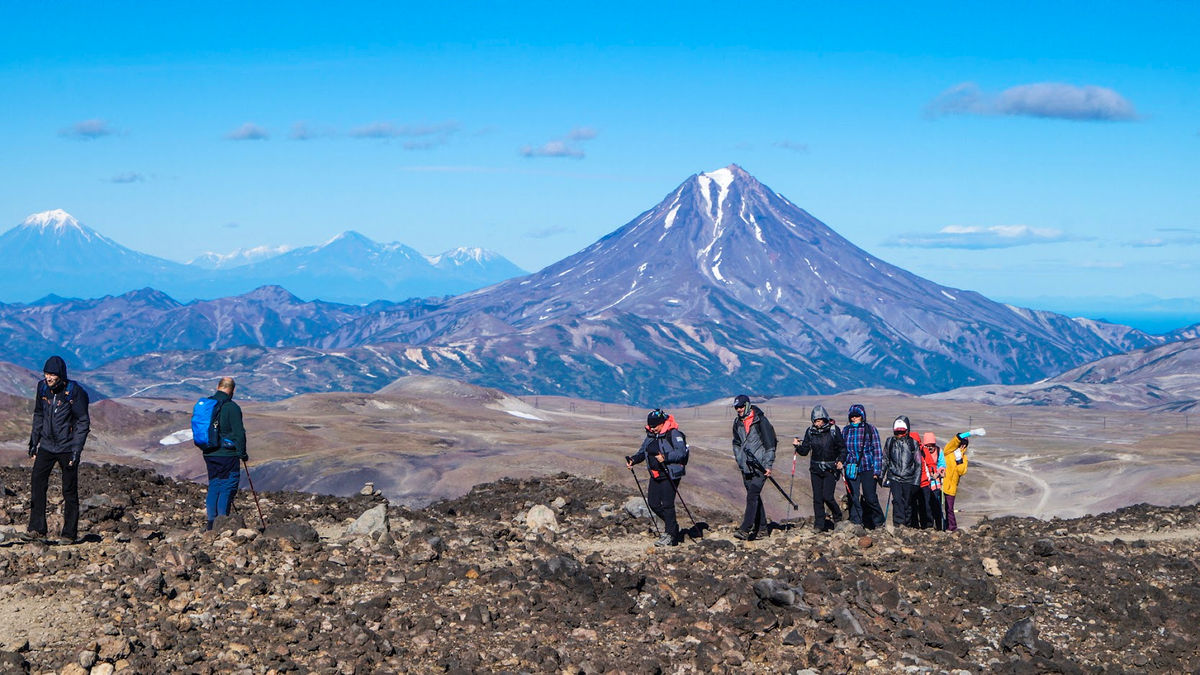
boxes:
[191,396,225,452]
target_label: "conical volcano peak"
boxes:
[20,209,84,232]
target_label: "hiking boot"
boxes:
[654,534,677,547]
[733,529,756,541]
[18,530,46,543]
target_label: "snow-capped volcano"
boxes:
[0,210,190,302]
[0,213,525,304]
[320,164,1160,402]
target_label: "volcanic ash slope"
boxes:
[0,465,1198,672]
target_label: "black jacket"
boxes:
[883,416,921,486]
[30,356,91,463]
[732,405,777,474]
[797,424,845,472]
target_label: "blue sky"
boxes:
[1,2,1197,329]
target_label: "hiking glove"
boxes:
[27,440,37,457]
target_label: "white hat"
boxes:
[892,418,908,431]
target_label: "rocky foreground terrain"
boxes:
[0,464,1198,673]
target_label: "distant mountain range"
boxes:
[927,337,1200,411]
[2,168,1194,405]
[0,210,525,304]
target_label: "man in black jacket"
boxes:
[731,394,777,541]
[882,415,922,528]
[25,356,90,544]
[794,404,846,532]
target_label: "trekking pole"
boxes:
[627,464,660,536]
[242,458,267,530]
[788,453,797,511]
[670,480,697,527]
[746,454,798,509]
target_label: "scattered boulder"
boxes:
[623,496,651,519]
[346,504,390,538]
[525,504,559,534]
[982,557,1002,577]
[1032,538,1057,557]
[0,465,1196,673]
[0,651,26,673]
[263,519,319,543]
[211,513,245,533]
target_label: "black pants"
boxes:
[847,473,886,529]
[890,483,916,528]
[919,487,944,530]
[30,450,79,539]
[647,477,680,541]
[810,469,842,530]
[740,473,768,534]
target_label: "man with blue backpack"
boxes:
[192,377,248,531]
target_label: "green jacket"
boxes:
[208,391,247,459]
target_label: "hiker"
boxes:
[731,394,777,541]
[917,432,946,530]
[25,355,90,544]
[942,432,971,532]
[201,377,248,531]
[843,404,885,529]
[626,408,688,547]
[882,416,922,528]
[793,404,845,532]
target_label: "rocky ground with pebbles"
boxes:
[0,464,1198,673]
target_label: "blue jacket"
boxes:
[630,418,688,481]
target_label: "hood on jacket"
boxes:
[43,355,68,379]
[648,415,680,436]
[847,404,867,424]
[810,405,830,422]
[923,432,937,446]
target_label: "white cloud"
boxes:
[521,127,598,159]
[348,121,459,139]
[225,123,270,141]
[888,224,1086,249]
[107,172,145,184]
[59,119,117,140]
[289,122,335,140]
[927,82,1139,121]
[520,140,584,159]
[773,140,809,153]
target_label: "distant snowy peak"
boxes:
[429,247,500,267]
[16,209,108,242]
[189,245,292,269]
[20,209,83,231]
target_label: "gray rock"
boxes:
[1003,617,1034,651]
[833,607,865,635]
[834,520,866,535]
[1032,538,1056,557]
[525,504,559,533]
[346,504,389,538]
[263,519,319,543]
[753,578,796,607]
[0,650,27,673]
[211,514,245,533]
[623,496,651,519]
